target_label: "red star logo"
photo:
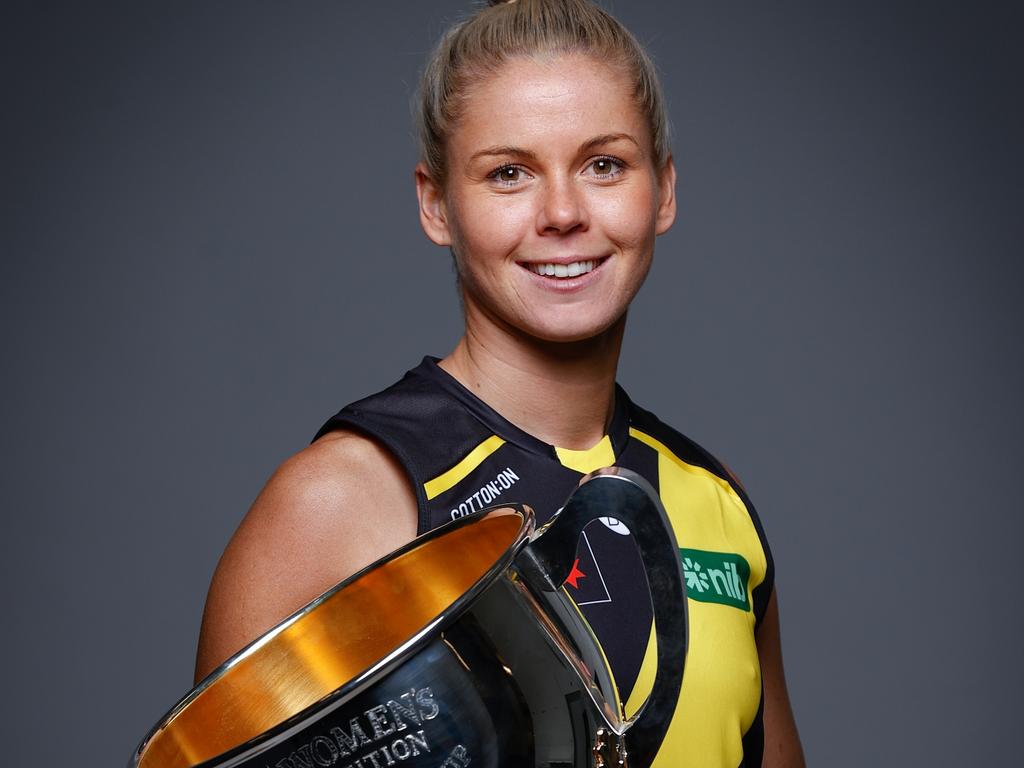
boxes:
[565,558,586,589]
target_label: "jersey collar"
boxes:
[412,356,631,470]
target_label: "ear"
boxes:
[654,154,677,236]
[415,163,452,246]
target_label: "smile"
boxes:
[523,259,602,278]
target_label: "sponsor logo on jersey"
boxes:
[679,548,751,611]
[448,467,520,519]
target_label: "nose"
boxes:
[536,176,588,235]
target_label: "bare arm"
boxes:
[194,430,419,683]
[757,590,805,768]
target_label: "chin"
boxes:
[517,313,625,346]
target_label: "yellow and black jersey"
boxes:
[315,357,774,768]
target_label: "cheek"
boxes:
[450,195,530,266]
[598,183,659,249]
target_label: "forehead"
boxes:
[451,54,649,157]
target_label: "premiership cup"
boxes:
[131,468,687,768]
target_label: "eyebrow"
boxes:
[579,133,642,154]
[469,145,541,164]
[468,133,642,164]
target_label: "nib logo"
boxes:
[679,549,751,612]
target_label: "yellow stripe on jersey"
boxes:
[626,427,768,768]
[554,435,616,474]
[423,435,506,501]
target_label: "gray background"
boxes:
[3,1,1021,764]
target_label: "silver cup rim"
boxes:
[131,503,535,768]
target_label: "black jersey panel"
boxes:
[573,515,654,702]
[739,685,765,768]
[314,367,494,481]
[616,434,661,495]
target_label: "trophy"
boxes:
[131,468,687,768]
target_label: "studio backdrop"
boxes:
[2,1,1021,765]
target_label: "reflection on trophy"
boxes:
[131,468,687,768]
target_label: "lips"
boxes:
[520,257,606,278]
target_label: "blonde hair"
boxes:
[416,0,670,186]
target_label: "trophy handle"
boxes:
[515,467,688,766]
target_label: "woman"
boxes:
[196,1,804,765]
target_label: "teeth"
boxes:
[527,260,598,278]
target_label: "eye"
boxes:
[586,157,624,178]
[488,164,528,187]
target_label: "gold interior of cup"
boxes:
[137,508,524,768]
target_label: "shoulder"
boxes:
[244,430,418,565]
[194,429,418,681]
[624,395,732,481]
[625,394,761,520]
[315,359,503,495]
[268,429,416,521]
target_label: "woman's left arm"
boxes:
[757,590,806,767]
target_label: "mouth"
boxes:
[520,257,606,279]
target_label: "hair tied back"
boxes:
[417,0,670,185]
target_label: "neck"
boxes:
[439,313,625,450]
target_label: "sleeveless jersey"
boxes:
[315,358,774,767]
